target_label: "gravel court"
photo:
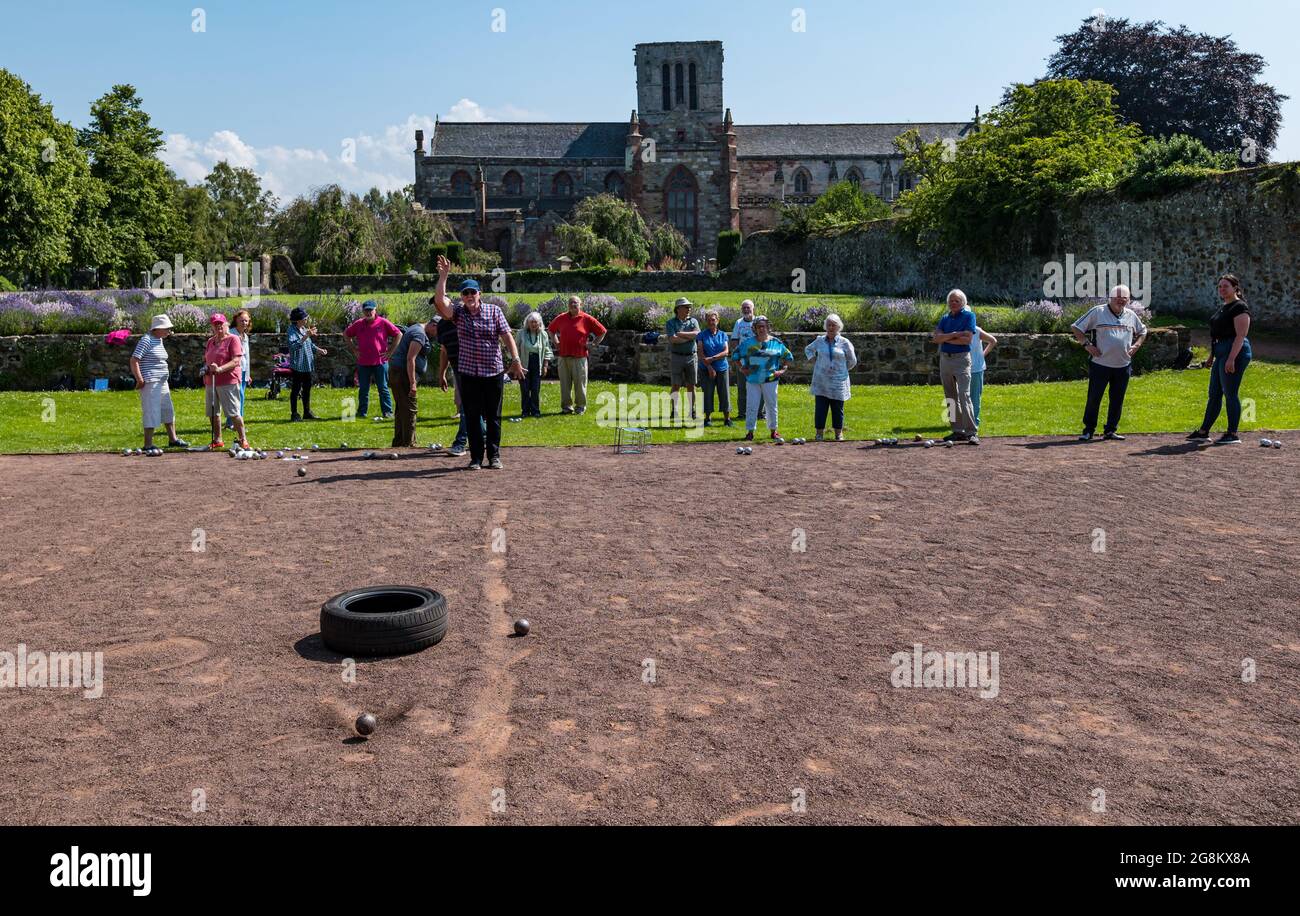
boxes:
[0,434,1297,825]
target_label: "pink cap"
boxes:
[210,312,228,325]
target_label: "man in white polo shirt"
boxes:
[1071,285,1148,441]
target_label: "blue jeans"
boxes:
[1201,339,1252,433]
[357,363,393,417]
[970,371,984,429]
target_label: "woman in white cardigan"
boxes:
[804,313,857,441]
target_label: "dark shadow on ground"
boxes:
[1129,441,1216,457]
[1020,438,1094,450]
[293,633,408,664]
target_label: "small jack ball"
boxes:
[513,618,530,636]
[355,713,377,736]
[296,466,307,477]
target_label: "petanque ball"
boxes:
[736,446,745,454]
[924,440,934,448]
[1260,438,1273,447]
[1274,440,1282,449]
[296,466,307,477]
[513,618,530,636]
[355,713,376,736]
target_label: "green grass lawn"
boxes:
[3,362,1297,453]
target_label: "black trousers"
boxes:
[290,370,313,415]
[814,395,845,430]
[458,371,504,462]
[1082,361,1131,434]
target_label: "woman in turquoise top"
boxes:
[696,308,733,427]
[734,316,793,442]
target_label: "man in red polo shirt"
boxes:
[546,295,606,414]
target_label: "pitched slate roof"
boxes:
[733,122,972,158]
[429,122,627,160]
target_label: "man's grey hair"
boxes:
[568,295,582,306]
[946,289,968,308]
[740,299,755,311]
[1110,285,1131,299]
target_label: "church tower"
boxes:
[631,41,731,261]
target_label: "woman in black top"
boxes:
[1188,274,1252,444]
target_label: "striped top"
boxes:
[132,333,170,382]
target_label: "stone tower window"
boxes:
[450,170,473,196]
[503,170,523,195]
[664,165,698,246]
[661,64,671,111]
[793,168,811,195]
[675,63,685,105]
[846,167,863,189]
[604,171,625,197]
[689,63,698,110]
[552,171,574,197]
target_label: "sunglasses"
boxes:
[460,289,479,297]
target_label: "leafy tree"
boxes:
[646,220,686,267]
[77,84,178,282]
[271,184,383,273]
[204,161,277,259]
[0,69,105,283]
[897,79,1142,257]
[1118,134,1237,198]
[1045,17,1286,163]
[559,194,650,265]
[366,185,451,272]
[777,180,891,238]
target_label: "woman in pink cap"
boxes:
[204,313,249,450]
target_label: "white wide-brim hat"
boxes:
[150,314,174,331]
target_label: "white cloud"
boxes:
[160,104,546,203]
[443,99,547,122]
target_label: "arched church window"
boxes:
[664,166,698,246]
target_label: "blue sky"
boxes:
[2,0,1296,200]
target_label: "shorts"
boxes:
[205,383,241,419]
[139,378,174,428]
[669,352,698,386]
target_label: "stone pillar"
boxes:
[626,110,644,212]
[723,108,739,231]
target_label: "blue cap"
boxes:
[362,299,377,311]
[459,279,480,293]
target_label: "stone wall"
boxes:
[723,165,1300,328]
[0,328,1187,391]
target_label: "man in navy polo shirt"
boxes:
[1070,284,1147,441]
[931,289,980,444]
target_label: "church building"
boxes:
[413,41,973,268]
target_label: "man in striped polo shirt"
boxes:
[433,255,525,470]
[1071,285,1148,441]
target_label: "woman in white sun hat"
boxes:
[130,314,189,455]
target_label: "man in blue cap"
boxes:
[433,256,524,469]
[343,299,401,421]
